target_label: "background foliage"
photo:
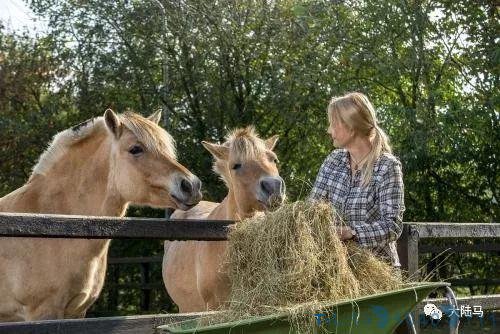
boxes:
[0,0,498,315]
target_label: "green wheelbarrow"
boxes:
[159,282,450,334]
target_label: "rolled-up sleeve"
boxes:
[353,161,405,248]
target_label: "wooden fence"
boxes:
[397,223,500,333]
[0,212,498,333]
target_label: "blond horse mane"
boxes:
[213,126,268,186]
[32,112,176,177]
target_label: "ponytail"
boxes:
[360,125,392,186]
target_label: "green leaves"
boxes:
[1,0,498,313]
[4,0,496,221]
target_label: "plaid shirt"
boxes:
[310,149,405,267]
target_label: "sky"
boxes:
[0,0,47,34]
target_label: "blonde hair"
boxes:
[328,92,392,186]
[214,126,268,186]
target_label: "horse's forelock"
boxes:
[225,126,267,162]
[120,112,176,159]
[212,126,267,184]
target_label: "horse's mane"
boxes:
[213,126,268,185]
[32,112,176,177]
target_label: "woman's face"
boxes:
[327,113,353,148]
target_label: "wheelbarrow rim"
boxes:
[160,281,450,332]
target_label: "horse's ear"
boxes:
[104,109,122,139]
[148,110,162,124]
[202,141,229,160]
[265,135,279,150]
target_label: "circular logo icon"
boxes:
[423,303,442,320]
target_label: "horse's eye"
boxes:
[232,163,242,170]
[129,145,144,156]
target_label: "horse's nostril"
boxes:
[261,177,285,197]
[261,180,271,195]
[180,178,193,194]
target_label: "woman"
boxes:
[310,92,405,268]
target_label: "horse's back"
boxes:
[169,201,219,220]
[164,200,218,253]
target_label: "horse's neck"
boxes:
[209,197,236,221]
[209,190,259,221]
[20,132,127,217]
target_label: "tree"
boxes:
[0,26,74,194]
[0,0,496,314]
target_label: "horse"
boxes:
[0,109,202,322]
[162,126,285,312]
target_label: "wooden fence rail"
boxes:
[1,213,497,242]
[0,313,212,334]
[396,222,499,334]
[0,212,232,240]
[0,213,498,334]
[396,222,500,281]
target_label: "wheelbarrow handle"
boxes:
[445,286,459,334]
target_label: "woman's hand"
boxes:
[336,226,354,241]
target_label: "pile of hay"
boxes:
[205,201,403,331]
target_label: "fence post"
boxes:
[407,225,420,280]
[408,225,420,334]
[397,224,421,333]
[397,224,420,278]
[397,224,409,273]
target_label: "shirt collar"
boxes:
[340,149,350,169]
